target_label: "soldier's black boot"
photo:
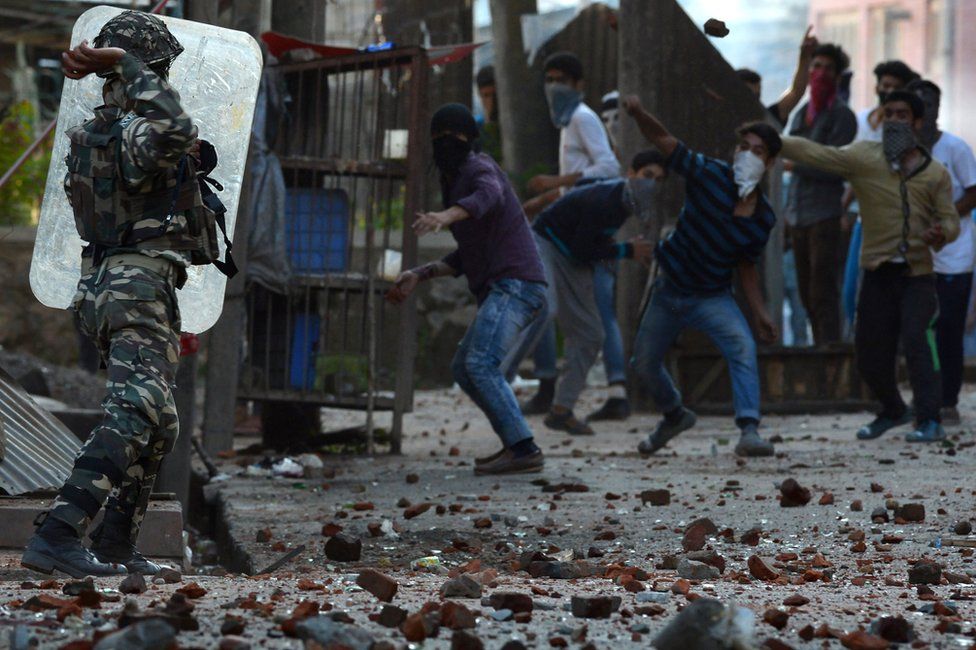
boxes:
[22,515,127,579]
[90,511,165,575]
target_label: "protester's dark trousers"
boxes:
[936,272,973,408]
[793,216,842,345]
[854,263,941,422]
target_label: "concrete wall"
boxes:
[0,227,78,366]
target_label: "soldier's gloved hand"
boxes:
[62,40,127,80]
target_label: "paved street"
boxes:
[2,386,975,648]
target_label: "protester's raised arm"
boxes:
[772,26,817,124]
[622,96,678,157]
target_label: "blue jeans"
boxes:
[632,278,761,424]
[533,262,628,385]
[452,279,548,448]
[593,261,628,385]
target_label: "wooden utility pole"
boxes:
[186,0,220,24]
[200,0,276,454]
[157,354,195,514]
[488,0,551,183]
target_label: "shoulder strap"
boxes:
[197,176,238,278]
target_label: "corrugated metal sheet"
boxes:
[0,366,80,495]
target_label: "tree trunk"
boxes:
[488,0,551,184]
[272,0,326,40]
[186,0,220,24]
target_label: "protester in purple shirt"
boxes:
[386,103,548,476]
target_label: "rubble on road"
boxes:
[3,390,975,648]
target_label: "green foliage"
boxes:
[314,353,369,394]
[0,102,51,226]
[355,184,406,231]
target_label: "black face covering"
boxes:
[432,135,471,172]
[877,90,889,105]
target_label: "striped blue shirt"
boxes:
[656,142,776,292]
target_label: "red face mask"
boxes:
[806,68,837,123]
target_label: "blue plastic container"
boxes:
[286,187,350,274]
[289,312,320,390]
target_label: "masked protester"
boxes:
[739,25,820,131]
[521,52,621,425]
[508,152,665,436]
[622,97,780,458]
[782,91,960,443]
[23,10,226,578]
[841,60,922,333]
[855,60,919,143]
[907,79,976,426]
[385,103,548,476]
[782,43,857,346]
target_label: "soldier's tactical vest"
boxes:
[65,112,236,276]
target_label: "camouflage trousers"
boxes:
[48,259,181,544]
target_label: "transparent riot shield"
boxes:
[31,6,262,333]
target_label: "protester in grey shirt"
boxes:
[784,42,857,345]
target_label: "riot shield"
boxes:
[31,6,262,333]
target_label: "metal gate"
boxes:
[238,47,428,453]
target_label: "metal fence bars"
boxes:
[238,47,428,453]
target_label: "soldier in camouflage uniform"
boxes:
[23,11,204,578]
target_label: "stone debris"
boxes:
[570,595,620,619]
[118,573,148,595]
[703,18,730,37]
[451,630,485,650]
[356,569,398,602]
[295,616,376,650]
[894,503,925,522]
[778,478,811,507]
[488,591,533,613]
[681,517,717,552]
[640,489,670,506]
[676,558,720,581]
[324,533,363,562]
[907,559,941,585]
[2,390,973,649]
[747,555,780,581]
[92,619,178,650]
[653,599,754,649]
[869,616,915,643]
[440,574,483,599]
[156,568,182,584]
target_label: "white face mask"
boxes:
[732,150,766,199]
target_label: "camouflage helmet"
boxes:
[93,10,184,77]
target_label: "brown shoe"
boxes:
[474,450,544,475]
[475,447,506,466]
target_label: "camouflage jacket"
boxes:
[65,53,198,267]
